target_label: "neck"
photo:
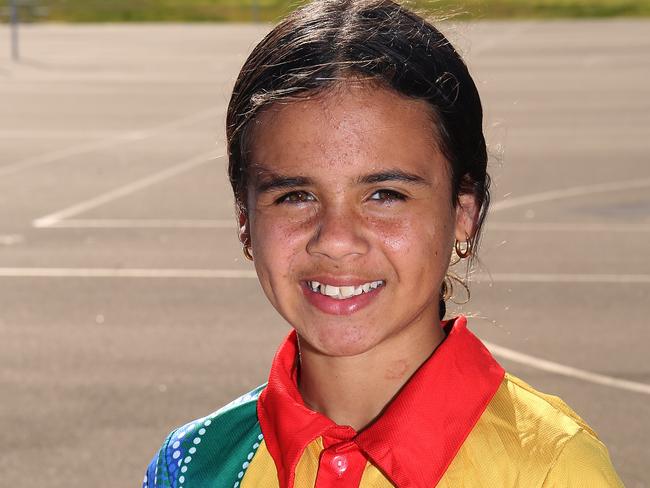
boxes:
[297,317,446,431]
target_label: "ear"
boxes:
[238,209,251,247]
[454,193,479,242]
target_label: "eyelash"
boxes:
[275,191,315,204]
[369,189,408,203]
[274,189,408,205]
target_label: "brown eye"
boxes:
[276,191,315,204]
[369,190,408,203]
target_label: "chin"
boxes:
[301,322,380,358]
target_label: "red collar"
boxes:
[257,316,505,488]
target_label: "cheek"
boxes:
[366,209,451,260]
[366,215,410,253]
[250,211,313,273]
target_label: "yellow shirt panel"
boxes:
[542,429,624,487]
[294,437,324,487]
[242,373,622,487]
[241,440,278,488]
[359,462,396,487]
[438,373,623,487]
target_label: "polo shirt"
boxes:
[143,316,623,487]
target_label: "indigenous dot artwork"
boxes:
[233,433,264,488]
[143,417,214,488]
[175,420,212,488]
[144,385,266,488]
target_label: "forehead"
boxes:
[248,82,446,181]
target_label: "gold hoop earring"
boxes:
[441,272,471,305]
[243,245,253,261]
[454,237,473,259]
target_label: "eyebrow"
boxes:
[357,169,430,186]
[254,171,314,193]
[253,167,429,193]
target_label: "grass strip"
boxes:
[2,0,650,22]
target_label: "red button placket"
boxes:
[315,438,367,487]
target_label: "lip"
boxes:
[301,279,384,316]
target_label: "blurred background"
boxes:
[1,1,649,487]
[3,0,650,22]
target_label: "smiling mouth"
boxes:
[306,280,385,300]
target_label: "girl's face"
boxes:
[244,82,477,358]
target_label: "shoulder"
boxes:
[499,372,598,438]
[143,385,266,488]
[502,374,623,485]
[444,373,623,487]
[502,373,625,486]
[542,428,624,487]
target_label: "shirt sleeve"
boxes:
[142,452,158,488]
[142,430,177,488]
[542,429,624,487]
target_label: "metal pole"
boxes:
[9,0,19,61]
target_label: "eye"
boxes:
[275,191,315,204]
[369,189,408,203]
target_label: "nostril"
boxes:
[306,214,369,260]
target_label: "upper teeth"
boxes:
[308,280,384,299]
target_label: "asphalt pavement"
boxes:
[0,20,649,487]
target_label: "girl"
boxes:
[144,1,622,486]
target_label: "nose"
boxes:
[306,205,370,261]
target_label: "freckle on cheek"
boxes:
[369,218,409,251]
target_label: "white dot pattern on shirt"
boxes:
[176,417,215,488]
[232,433,264,488]
[147,392,261,488]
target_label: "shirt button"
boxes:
[330,454,348,475]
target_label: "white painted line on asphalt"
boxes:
[0,234,24,245]
[41,219,650,232]
[11,75,225,84]
[43,218,235,229]
[485,341,650,395]
[0,268,257,278]
[491,176,650,212]
[2,268,648,283]
[32,152,222,228]
[473,273,650,284]
[1,139,140,178]
[49,220,650,232]
[1,265,647,395]
[37,175,649,231]
[0,106,221,178]
[489,222,650,232]
[0,130,123,140]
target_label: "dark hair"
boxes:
[226,0,490,318]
